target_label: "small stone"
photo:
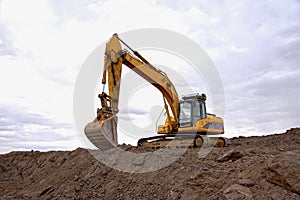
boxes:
[73,175,79,181]
[238,179,255,187]
[217,149,244,162]
[39,186,54,196]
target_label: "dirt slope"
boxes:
[1,128,300,200]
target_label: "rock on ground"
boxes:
[265,151,300,195]
[0,128,300,199]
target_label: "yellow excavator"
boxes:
[84,33,225,150]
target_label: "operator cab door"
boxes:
[179,100,206,127]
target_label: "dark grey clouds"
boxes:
[0,105,77,153]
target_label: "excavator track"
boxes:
[137,133,225,149]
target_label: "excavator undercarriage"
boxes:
[137,134,226,149]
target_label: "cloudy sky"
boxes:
[0,0,299,153]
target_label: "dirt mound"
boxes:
[1,128,300,199]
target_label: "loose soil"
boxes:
[1,128,299,199]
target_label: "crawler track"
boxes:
[138,133,226,149]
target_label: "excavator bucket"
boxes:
[84,34,123,150]
[84,116,118,150]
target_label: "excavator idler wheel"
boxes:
[137,140,149,147]
[193,136,204,148]
[210,137,226,148]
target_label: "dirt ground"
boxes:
[0,128,299,199]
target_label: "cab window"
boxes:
[179,102,191,127]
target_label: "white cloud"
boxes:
[0,0,300,151]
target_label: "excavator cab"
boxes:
[179,93,207,128]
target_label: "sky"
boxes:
[0,0,299,153]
